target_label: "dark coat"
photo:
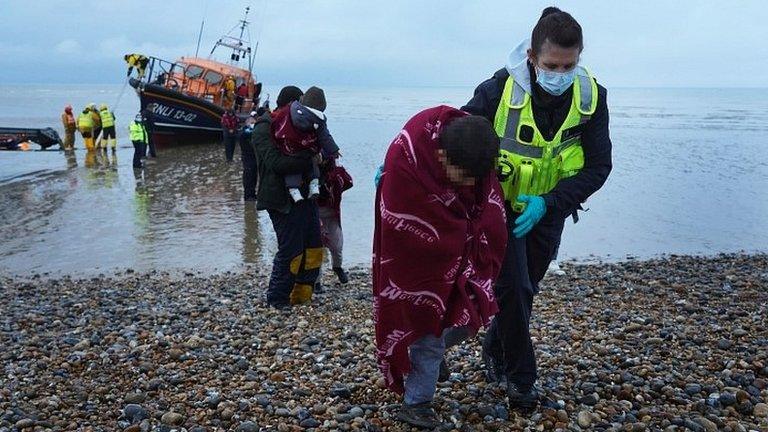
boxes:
[251,114,313,213]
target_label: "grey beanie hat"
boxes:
[299,86,327,112]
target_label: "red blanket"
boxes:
[372,105,507,394]
[270,106,318,155]
[318,160,353,219]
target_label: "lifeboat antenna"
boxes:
[209,6,253,67]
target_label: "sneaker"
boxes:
[481,335,505,383]
[547,260,566,276]
[289,188,304,202]
[333,267,349,284]
[507,383,539,411]
[437,359,449,383]
[308,178,320,198]
[396,402,441,429]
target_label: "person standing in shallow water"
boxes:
[373,106,507,429]
[129,114,149,169]
[462,7,612,410]
[60,105,76,150]
[221,109,239,162]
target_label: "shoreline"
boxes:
[1,254,766,431]
[3,250,766,282]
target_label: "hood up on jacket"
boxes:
[289,101,326,132]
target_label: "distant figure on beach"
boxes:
[88,103,102,148]
[373,106,506,429]
[462,7,613,410]
[317,154,353,286]
[240,110,259,201]
[271,86,340,203]
[129,113,149,169]
[124,53,149,79]
[98,104,117,152]
[221,109,239,162]
[77,107,95,151]
[251,85,324,308]
[61,105,76,150]
[235,82,248,112]
[141,107,157,158]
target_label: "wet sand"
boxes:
[1,254,766,431]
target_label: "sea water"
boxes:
[1,84,766,275]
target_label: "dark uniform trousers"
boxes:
[485,203,565,390]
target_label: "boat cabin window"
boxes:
[204,71,224,86]
[236,77,245,87]
[185,65,205,79]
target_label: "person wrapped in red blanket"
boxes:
[373,105,507,428]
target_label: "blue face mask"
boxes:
[535,67,577,96]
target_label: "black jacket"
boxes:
[251,114,313,213]
[462,66,612,218]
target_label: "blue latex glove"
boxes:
[513,195,547,238]
[374,164,384,187]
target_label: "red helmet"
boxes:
[64,105,72,113]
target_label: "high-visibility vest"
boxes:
[77,113,94,132]
[493,66,598,212]
[129,121,148,142]
[127,54,147,67]
[100,109,115,128]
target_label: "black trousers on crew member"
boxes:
[484,203,565,390]
[132,140,146,168]
[223,132,238,162]
[240,134,257,200]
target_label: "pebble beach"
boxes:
[1,254,767,431]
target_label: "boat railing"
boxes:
[141,57,183,89]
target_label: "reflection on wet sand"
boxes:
[242,202,262,264]
[0,143,269,275]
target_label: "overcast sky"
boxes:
[1,0,767,88]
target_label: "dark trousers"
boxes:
[240,134,257,200]
[223,132,238,162]
[144,127,156,157]
[266,200,323,306]
[132,140,146,167]
[485,204,564,389]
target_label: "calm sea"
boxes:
[1,84,767,276]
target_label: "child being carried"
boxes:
[270,86,339,202]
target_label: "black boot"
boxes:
[481,333,504,383]
[397,402,441,429]
[333,267,349,284]
[437,359,450,383]
[507,383,539,411]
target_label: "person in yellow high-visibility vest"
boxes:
[77,108,95,150]
[223,75,236,108]
[129,113,148,168]
[99,104,117,151]
[461,6,613,410]
[124,53,149,79]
